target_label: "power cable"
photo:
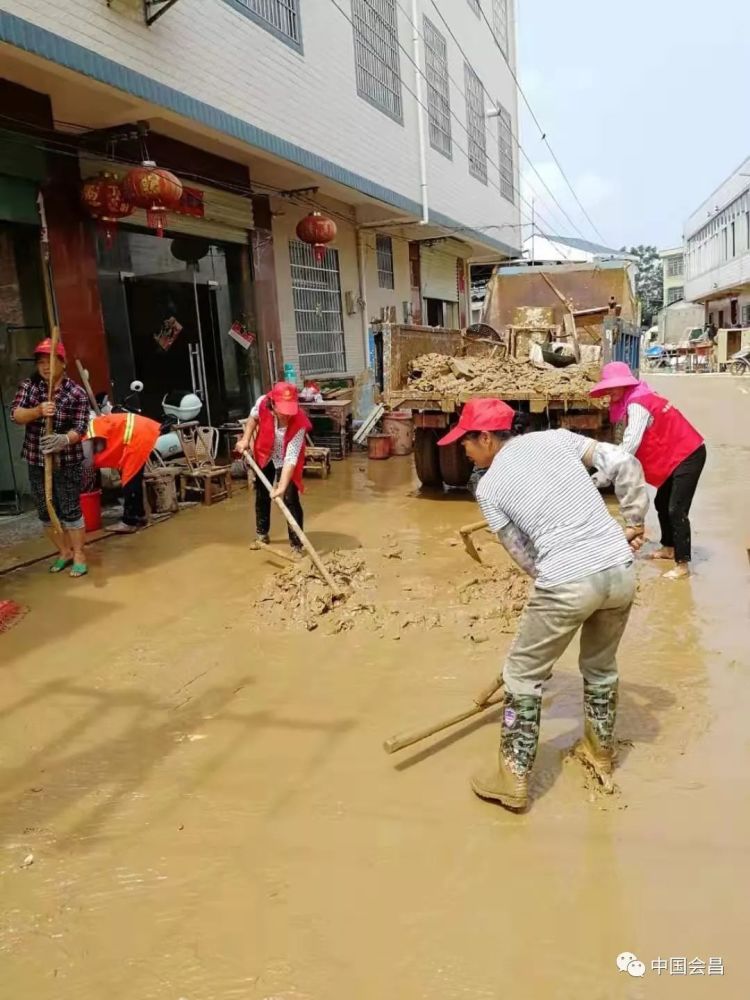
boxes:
[426,0,593,245]
[472,0,609,245]
[325,0,562,241]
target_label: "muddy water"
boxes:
[1,375,748,999]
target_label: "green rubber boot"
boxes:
[471,693,542,811]
[575,680,618,790]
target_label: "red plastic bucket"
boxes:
[367,433,392,460]
[80,490,102,533]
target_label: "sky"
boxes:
[516,0,750,251]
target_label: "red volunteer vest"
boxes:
[253,397,311,491]
[633,391,704,488]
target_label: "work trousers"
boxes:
[502,563,636,698]
[654,444,706,564]
[122,466,147,527]
[255,460,304,548]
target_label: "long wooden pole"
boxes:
[383,677,504,754]
[38,215,63,536]
[244,450,343,598]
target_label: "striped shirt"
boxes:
[476,429,635,590]
[250,395,305,469]
[621,402,652,454]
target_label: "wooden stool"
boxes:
[304,445,332,478]
[178,466,233,506]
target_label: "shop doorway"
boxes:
[123,273,224,424]
[98,230,261,426]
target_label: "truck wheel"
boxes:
[414,428,443,487]
[439,441,473,488]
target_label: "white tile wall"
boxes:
[4,0,521,245]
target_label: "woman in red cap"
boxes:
[439,398,648,811]
[234,381,312,554]
[589,361,706,580]
[10,338,90,577]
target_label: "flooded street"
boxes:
[1,374,749,999]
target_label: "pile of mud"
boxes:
[407,352,603,400]
[253,548,529,640]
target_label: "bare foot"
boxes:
[663,564,690,580]
[647,547,675,561]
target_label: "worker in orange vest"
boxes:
[84,411,161,533]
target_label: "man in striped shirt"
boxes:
[438,399,648,811]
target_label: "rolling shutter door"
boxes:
[420,244,458,302]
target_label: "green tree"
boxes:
[622,245,663,327]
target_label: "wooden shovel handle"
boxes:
[244,451,343,597]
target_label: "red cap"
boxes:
[438,398,515,446]
[270,380,299,416]
[34,338,66,361]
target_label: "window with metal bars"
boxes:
[225,0,302,50]
[497,103,514,202]
[376,234,395,289]
[423,16,451,158]
[351,0,403,122]
[666,255,684,277]
[492,0,509,56]
[289,240,347,375]
[464,63,487,184]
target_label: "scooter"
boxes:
[729,346,750,375]
[97,381,204,460]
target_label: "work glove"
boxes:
[591,470,611,490]
[40,433,71,455]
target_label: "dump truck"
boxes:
[377,260,641,488]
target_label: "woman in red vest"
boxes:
[590,362,706,579]
[234,382,311,554]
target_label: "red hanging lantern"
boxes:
[81,172,133,248]
[122,161,183,237]
[296,210,337,264]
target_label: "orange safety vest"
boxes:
[85,412,161,485]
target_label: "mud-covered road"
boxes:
[1,375,748,999]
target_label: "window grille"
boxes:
[376,234,395,289]
[352,0,403,121]
[492,0,509,55]
[464,63,487,183]
[228,0,301,46]
[497,103,514,202]
[423,16,451,157]
[289,240,347,375]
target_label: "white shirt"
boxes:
[621,402,652,454]
[476,429,635,590]
[250,395,305,469]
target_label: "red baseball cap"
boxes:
[270,380,300,416]
[438,398,515,446]
[34,337,66,361]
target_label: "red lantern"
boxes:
[296,211,337,264]
[122,161,183,237]
[81,172,133,248]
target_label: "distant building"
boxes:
[522,234,631,264]
[684,157,750,329]
[660,247,685,305]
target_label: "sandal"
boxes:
[49,558,73,574]
[69,563,88,578]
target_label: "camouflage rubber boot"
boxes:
[575,680,618,788]
[471,693,542,811]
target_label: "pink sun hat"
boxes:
[589,361,640,398]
